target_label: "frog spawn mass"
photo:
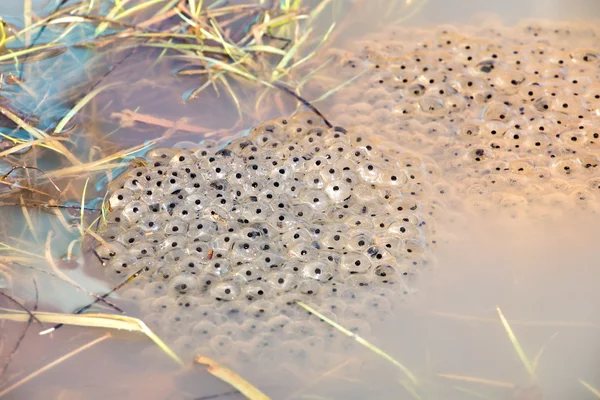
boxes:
[324,20,600,220]
[96,114,441,365]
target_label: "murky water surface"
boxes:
[1,1,599,399]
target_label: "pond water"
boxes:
[1,1,599,399]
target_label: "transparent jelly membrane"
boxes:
[321,19,600,223]
[95,112,444,368]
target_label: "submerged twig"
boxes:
[295,300,418,386]
[47,266,146,334]
[0,166,61,193]
[273,82,333,128]
[0,292,41,326]
[0,279,39,379]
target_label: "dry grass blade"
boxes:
[453,386,497,400]
[49,266,146,334]
[429,310,600,329]
[194,355,270,400]
[580,380,600,398]
[0,292,41,326]
[496,306,535,381]
[45,141,155,179]
[437,374,515,389]
[0,106,81,166]
[0,333,110,399]
[295,300,419,386]
[0,308,183,366]
[532,332,558,372]
[19,195,39,242]
[54,82,121,134]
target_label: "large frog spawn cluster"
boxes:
[95,113,442,366]
[323,20,600,220]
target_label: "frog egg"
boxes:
[144,280,168,297]
[211,281,240,301]
[154,265,179,282]
[418,96,446,117]
[209,335,235,354]
[105,254,138,276]
[137,213,166,233]
[403,239,427,256]
[302,171,326,190]
[297,279,321,296]
[319,163,345,183]
[344,318,372,337]
[215,322,244,341]
[387,220,421,238]
[187,220,217,242]
[231,240,260,261]
[242,281,268,302]
[315,229,344,250]
[245,300,277,320]
[242,202,274,224]
[301,261,333,282]
[149,296,178,314]
[108,189,135,210]
[341,301,372,320]
[116,230,143,247]
[324,180,353,203]
[161,218,188,236]
[173,335,197,357]
[345,273,373,288]
[340,253,372,274]
[176,294,202,311]
[158,235,187,252]
[128,241,156,259]
[379,170,409,187]
[239,227,266,242]
[552,157,581,177]
[162,246,192,265]
[147,148,177,161]
[120,288,146,304]
[352,183,379,203]
[258,250,286,269]
[267,211,298,232]
[346,231,374,252]
[169,204,197,222]
[120,200,148,224]
[266,270,297,292]
[280,228,312,248]
[373,264,400,285]
[356,161,385,183]
[321,296,347,315]
[376,236,404,254]
[234,263,264,283]
[162,310,193,337]
[216,302,245,323]
[290,204,315,221]
[279,340,309,362]
[344,214,374,229]
[239,319,265,340]
[288,241,320,261]
[265,315,292,335]
[132,257,161,274]
[205,259,231,277]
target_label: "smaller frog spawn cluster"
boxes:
[95,113,441,365]
[323,20,600,219]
